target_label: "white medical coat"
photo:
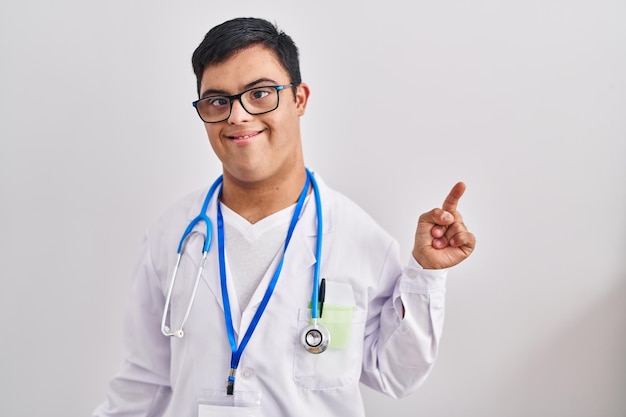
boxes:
[93,174,447,417]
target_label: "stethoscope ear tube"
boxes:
[161,250,209,338]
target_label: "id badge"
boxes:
[198,390,261,417]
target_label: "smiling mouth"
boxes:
[227,131,262,140]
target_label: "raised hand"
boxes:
[412,182,476,270]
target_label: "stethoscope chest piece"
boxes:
[301,323,330,354]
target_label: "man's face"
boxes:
[199,44,309,184]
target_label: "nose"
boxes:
[227,98,252,124]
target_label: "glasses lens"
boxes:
[195,96,230,123]
[241,87,279,115]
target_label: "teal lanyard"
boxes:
[217,170,314,395]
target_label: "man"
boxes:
[93,17,475,417]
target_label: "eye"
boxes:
[207,97,229,107]
[248,88,272,101]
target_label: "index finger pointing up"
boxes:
[442,182,467,213]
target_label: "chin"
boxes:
[225,165,273,183]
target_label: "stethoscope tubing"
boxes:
[309,170,323,322]
[161,176,222,337]
[161,170,324,339]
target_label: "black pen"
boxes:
[319,278,326,319]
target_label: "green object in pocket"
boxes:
[308,303,354,349]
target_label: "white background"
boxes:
[1,1,625,416]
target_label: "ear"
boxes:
[294,82,310,116]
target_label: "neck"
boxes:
[220,167,308,224]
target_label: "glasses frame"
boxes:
[192,84,294,123]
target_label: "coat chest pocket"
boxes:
[293,281,366,390]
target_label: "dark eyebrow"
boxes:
[199,78,279,99]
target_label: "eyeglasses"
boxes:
[192,84,293,123]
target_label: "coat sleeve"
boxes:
[360,240,447,398]
[92,232,172,417]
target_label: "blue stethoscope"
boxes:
[160,168,329,394]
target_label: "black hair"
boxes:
[191,17,302,96]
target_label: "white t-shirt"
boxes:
[220,202,296,310]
